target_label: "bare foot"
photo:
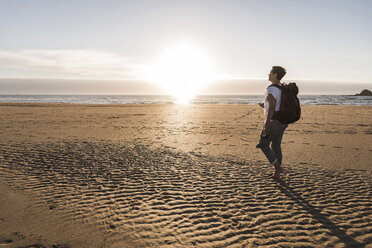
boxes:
[270,166,283,179]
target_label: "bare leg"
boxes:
[271,160,283,179]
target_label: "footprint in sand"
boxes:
[0,239,13,245]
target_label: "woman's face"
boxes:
[268,70,276,82]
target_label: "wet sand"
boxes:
[0,103,371,247]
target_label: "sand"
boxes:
[0,103,371,247]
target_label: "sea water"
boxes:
[0,95,371,105]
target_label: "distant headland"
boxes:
[355,89,372,96]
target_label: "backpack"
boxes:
[270,83,301,124]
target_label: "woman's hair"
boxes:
[272,66,286,80]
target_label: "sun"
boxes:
[148,42,215,104]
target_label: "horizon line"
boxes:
[0,77,371,84]
[0,93,367,96]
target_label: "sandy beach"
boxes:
[0,103,371,247]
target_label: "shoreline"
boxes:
[1,102,372,106]
[1,93,372,107]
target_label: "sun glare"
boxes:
[149,42,215,104]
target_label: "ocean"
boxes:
[0,95,371,105]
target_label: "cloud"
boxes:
[0,49,150,79]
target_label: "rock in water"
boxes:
[356,89,372,96]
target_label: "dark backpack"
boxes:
[270,83,301,124]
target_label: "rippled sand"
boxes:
[0,103,371,247]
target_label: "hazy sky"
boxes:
[0,0,371,94]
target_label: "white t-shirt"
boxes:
[264,83,282,116]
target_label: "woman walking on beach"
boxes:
[257,66,288,179]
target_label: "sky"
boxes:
[0,0,371,95]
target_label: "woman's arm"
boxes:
[264,94,276,131]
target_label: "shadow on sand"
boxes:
[275,179,365,248]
